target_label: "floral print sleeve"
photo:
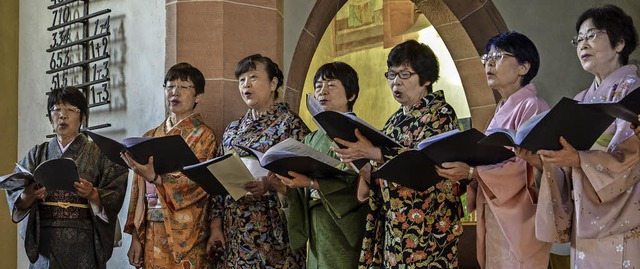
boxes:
[379,90,458,162]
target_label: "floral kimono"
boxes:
[124,113,218,268]
[536,65,640,269]
[214,102,309,269]
[359,90,463,269]
[4,134,128,268]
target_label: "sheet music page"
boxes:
[15,162,31,174]
[240,157,269,177]
[206,154,255,200]
[306,93,324,116]
[265,138,341,167]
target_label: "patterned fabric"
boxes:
[124,113,218,269]
[39,191,91,219]
[213,102,309,269]
[4,134,128,269]
[359,90,463,269]
[536,65,640,269]
[286,129,368,269]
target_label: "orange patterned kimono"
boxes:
[124,113,217,269]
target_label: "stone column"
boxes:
[166,0,284,139]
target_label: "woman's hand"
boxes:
[435,162,475,183]
[515,147,543,170]
[121,152,160,184]
[16,181,46,209]
[247,173,287,195]
[537,136,581,167]
[332,129,383,163]
[74,178,101,206]
[127,232,143,268]
[207,218,225,261]
[277,171,317,189]
[357,163,372,202]
[245,176,268,196]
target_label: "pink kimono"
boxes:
[536,65,640,269]
[468,83,552,268]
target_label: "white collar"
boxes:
[57,134,80,153]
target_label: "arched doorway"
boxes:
[285,2,509,268]
[285,0,508,131]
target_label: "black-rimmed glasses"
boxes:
[384,70,417,80]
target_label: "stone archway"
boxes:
[285,0,508,131]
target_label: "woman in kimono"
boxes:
[519,5,640,268]
[122,63,218,268]
[435,31,551,268]
[333,40,462,268]
[209,54,308,268]
[277,62,368,268]
[3,86,128,268]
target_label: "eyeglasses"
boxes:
[163,85,195,92]
[384,70,417,80]
[50,106,81,116]
[480,51,515,65]
[571,30,607,47]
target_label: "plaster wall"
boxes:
[17,0,166,267]
[492,0,640,104]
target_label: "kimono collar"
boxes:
[402,90,446,116]
[49,133,88,158]
[590,65,638,93]
[56,133,81,153]
[164,113,204,134]
[246,102,290,122]
[498,83,537,110]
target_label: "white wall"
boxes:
[18,0,166,268]
[492,0,640,105]
[283,0,315,76]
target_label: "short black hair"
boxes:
[47,86,88,127]
[313,62,360,111]
[164,62,206,95]
[576,4,638,65]
[387,40,439,92]
[485,31,540,86]
[235,54,284,99]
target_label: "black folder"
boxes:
[479,97,615,152]
[372,129,515,191]
[85,130,200,174]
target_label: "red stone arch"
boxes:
[284,0,508,130]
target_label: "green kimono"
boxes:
[287,129,368,269]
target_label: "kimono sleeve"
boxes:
[94,151,129,222]
[285,187,310,251]
[5,144,46,223]
[476,157,530,205]
[579,135,640,203]
[535,163,573,243]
